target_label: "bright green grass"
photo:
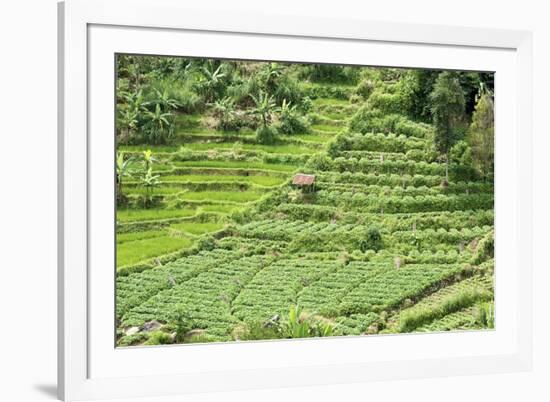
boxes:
[179,190,265,203]
[311,124,342,133]
[116,235,194,267]
[172,160,298,172]
[117,208,197,222]
[285,133,334,143]
[160,174,286,186]
[125,186,186,195]
[125,160,173,171]
[312,97,351,107]
[200,204,242,214]
[320,111,349,120]
[175,113,202,127]
[170,221,226,235]
[180,142,313,155]
[120,145,180,153]
[177,128,255,137]
[117,230,166,244]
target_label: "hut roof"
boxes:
[292,173,316,186]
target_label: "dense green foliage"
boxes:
[429,72,466,183]
[115,56,495,347]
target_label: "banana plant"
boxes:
[197,63,226,102]
[249,90,279,128]
[117,88,147,141]
[209,96,237,130]
[152,88,179,111]
[144,103,173,143]
[284,305,312,338]
[259,62,283,91]
[139,166,160,208]
[142,149,157,171]
[115,152,135,201]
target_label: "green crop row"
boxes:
[159,166,291,178]
[339,263,466,315]
[171,160,299,172]
[312,191,493,213]
[396,286,493,333]
[298,262,391,317]
[120,255,276,340]
[317,171,443,187]
[157,174,287,187]
[328,132,426,154]
[320,157,477,180]
[315,190,494,213]
[301,83,354,100]
[413,306,484,332]
[232,258,342,323]
[124,180,277,193]
[116,249,240,319]
[268,204,494,231]
[170,148,311,165]
[314,182,493,197]
[348,107,434,139]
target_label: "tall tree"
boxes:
[469,86,494,179]
[429,72,466,183]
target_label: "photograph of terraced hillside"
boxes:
[115,54,495,347]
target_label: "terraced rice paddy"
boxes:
[116,57,494,346]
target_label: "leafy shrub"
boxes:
[367,91,410,115]
[355,78,375,99]
[150,78,203,113]
[302,64,359,84]
[173,309,192,343]
[197,236,217,251]
[280,305,335,338]
[475,302,495,328]
[298,96,313,113]
[278,101,310,134]
[272,74,306,107]
[450,140,474,167]
[301,84,353,100]
[360,226,383,252]
[239,321,283,341]
[472,230,494,264]
[117,332,149,347]
[144,331,173,345]
[348,106,433,138]
[209,96,242,131]
[398,288,493,332]
[255,125,278,144]
[306,153,333,171]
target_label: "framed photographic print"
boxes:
[58,0,533,400]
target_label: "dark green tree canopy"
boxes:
[429,72,466,156]
[429,71,466,182]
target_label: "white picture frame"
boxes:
[58,0,533,400]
